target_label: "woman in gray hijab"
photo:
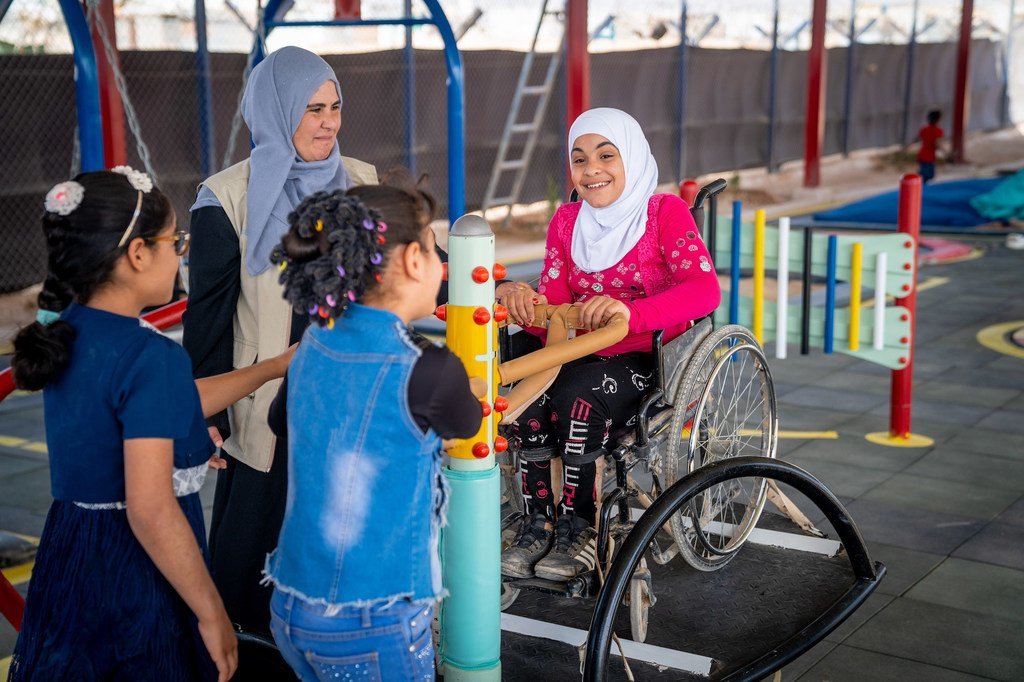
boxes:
[182,47,379,670]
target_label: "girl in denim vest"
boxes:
[263,186,483,681]
[498,108,722,583]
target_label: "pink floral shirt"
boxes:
[532,193,721,356]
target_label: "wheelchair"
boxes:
[496,180,779,642]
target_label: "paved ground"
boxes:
[2,234,1023,679]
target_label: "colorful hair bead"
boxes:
[336,265,346,277]
[315,219,324,232]
[308,303,318,315]
[362,218,375,230]
[278,260,287,271]
[326,294,337,307]
[376,221,388,233]
[370,252,383,265]
[318,306,329,319]
[327,317,335,330]
[376,234,386,245]
[347,290,357,302]
[375,272,382,283]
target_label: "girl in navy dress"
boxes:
[9,168,292,681]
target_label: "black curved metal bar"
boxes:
[583,456,885,681]
[236,628,279,652]
[693,177,728,209]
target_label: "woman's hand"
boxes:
[574,296,631,330]
[496,281,547,327]
[197,605,239,682]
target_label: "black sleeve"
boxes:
[436,245,449,306]
[268,374,288,438]
[182,204,241,435]
[407,334,483,439]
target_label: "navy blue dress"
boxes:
[9,304,218,682]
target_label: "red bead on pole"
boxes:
[493,396,509,413]
[493,304,509,323]
[473,307,491,325]
[493,263,507,280]
[434,305,447,321]
[472,442,490,459]
[494,436,508,453]
[480,401,492,417]
[472,266,490,283]
[441,262,448,281]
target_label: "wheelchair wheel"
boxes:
[664,325,777,571]
[627,557,653,643]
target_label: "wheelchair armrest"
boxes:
[652,316,714,405]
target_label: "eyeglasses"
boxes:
[146,230,190,256]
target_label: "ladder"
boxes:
[481,0,565,218]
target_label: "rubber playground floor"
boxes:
[1,235,1024,679]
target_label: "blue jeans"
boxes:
[918,161,935,183]
[270,589,435,681]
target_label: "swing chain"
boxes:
[84,0,158,182]
[222,3,270,171]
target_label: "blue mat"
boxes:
[813,178,1001,229]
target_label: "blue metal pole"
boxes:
[404,0,417,174]
[824,234,837,354]
[57,0,104,171]
[730,200,742,325]
[424,0,465,222]
[766,0,779,171]
[0,0,15,26]
[195,0,216,176]
[1003,0,1016,128]
[842,0,856,156]
[900,0,919,144]
[676,0,688,182]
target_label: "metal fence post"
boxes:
[766,0,779,172]
[676,0,688,182]
[195,0,216,176]
[901,0,920,145]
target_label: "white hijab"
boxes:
[568,108,658,273]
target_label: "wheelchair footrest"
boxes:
[503,572,597,599]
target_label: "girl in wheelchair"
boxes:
[498,108,721,582]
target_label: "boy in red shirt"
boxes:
[917,110,944,183]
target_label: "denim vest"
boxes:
[264,304,446,608]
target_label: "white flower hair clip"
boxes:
[44,181,85,216]
[111,165,153,193]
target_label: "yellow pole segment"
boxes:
[753,209,765,344]
[849,241,863,351]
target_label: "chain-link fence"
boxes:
[0,0,1020,293]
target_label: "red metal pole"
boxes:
[890,173,922,438]
[952,0,973,163]
[0,570,23,631]
[566,0,590,188]
[803,0,828,188]
[87,0,127,168]
[333,0,360,19]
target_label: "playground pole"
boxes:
[440,216,502,680]
[90,0,127,168]
[195,0,216,177]
[952,0,974,163]
[676,0,688,182]
[841,0,856,157]
[766,0,780,171]
[803,0,827,187]
[900,0,920,145]
[403,0,417,174]
[58,0,105,170]
[890,174,922,439]
[566,0,589,188]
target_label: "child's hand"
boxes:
[272,343,298,378]
[496,281,546,327]
[468,376,488,399]
[575,296,631,330]
[197,605,238,682]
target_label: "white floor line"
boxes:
[501,613,714,677]
[628,508,842,557]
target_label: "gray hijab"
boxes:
[241,46,349,275]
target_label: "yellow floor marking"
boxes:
[1,656,11,678]
[0,436,26,448]
[976,320,1024,359]
[2,561,33,586]
[739,429,838,439]
[20,442,47,454]
[865,431,935,447]
[924,247,984,265]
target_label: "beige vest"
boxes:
[201,156,378,472]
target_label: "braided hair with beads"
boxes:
[271,186,433,328]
